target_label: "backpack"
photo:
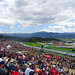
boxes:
[39,71,42,75]
[29,71,35,75]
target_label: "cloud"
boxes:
[48,25,66,33]
[0,0,75,32]
[40,28,51,32]
[0,18,16,26]
[40,24,75,33]
[10,26,14,29]
[21,28,24,30]
[17,25,21,27]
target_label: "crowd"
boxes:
[0,41,32,51]
[0,40,75,75]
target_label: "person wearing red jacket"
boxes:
[50,65,59,75]
[41,68,46,75]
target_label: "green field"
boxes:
[24,42,41,47]
[24,42,75,53]
[44,47,74,53]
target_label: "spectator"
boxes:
[29,64,35,75]
[41,68,46,75]
[50,65,59,75]
[24,63,32,75]
[0,61,6,75]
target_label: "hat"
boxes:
[52,65,56,68]
[0,58,3,62]
[11,60,17,64]
[29,63,32,66]
[3,57,7,62]
[10,59,15,63]
[24,64,27,67]
[43,68,45,71]
[46,67,49,70]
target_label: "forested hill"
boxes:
[0,35,60,42]
[2,32,75,38]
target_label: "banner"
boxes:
[44,45,52,47]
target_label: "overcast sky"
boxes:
[0,0,75,33]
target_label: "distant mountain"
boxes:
[1,32,75,38]
[0,34,61,42]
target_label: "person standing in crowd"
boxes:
[50,65,59,75]
[41,68,46,75]
[24,63,32,75]
[29,64,35,75]
[0,61,6,75]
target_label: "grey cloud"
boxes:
[15,0,29,8]
[64,25,75,28]
[0,0,75,32]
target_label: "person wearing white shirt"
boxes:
[24,63,32,75]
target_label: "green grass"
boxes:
[12,41,16,43]
[44,44,72,47]
[16,51,21,52]
[43,44,74,53]
[24,42,41,47]
[44,47,74,53]
[26,51,34,54]
[64,45,72,46]
[24,42,75,53]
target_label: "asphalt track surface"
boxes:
[18,42,75,57]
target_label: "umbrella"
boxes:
[45,55,52,58]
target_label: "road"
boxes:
[17,42,75,57]
[54,46,75,49]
